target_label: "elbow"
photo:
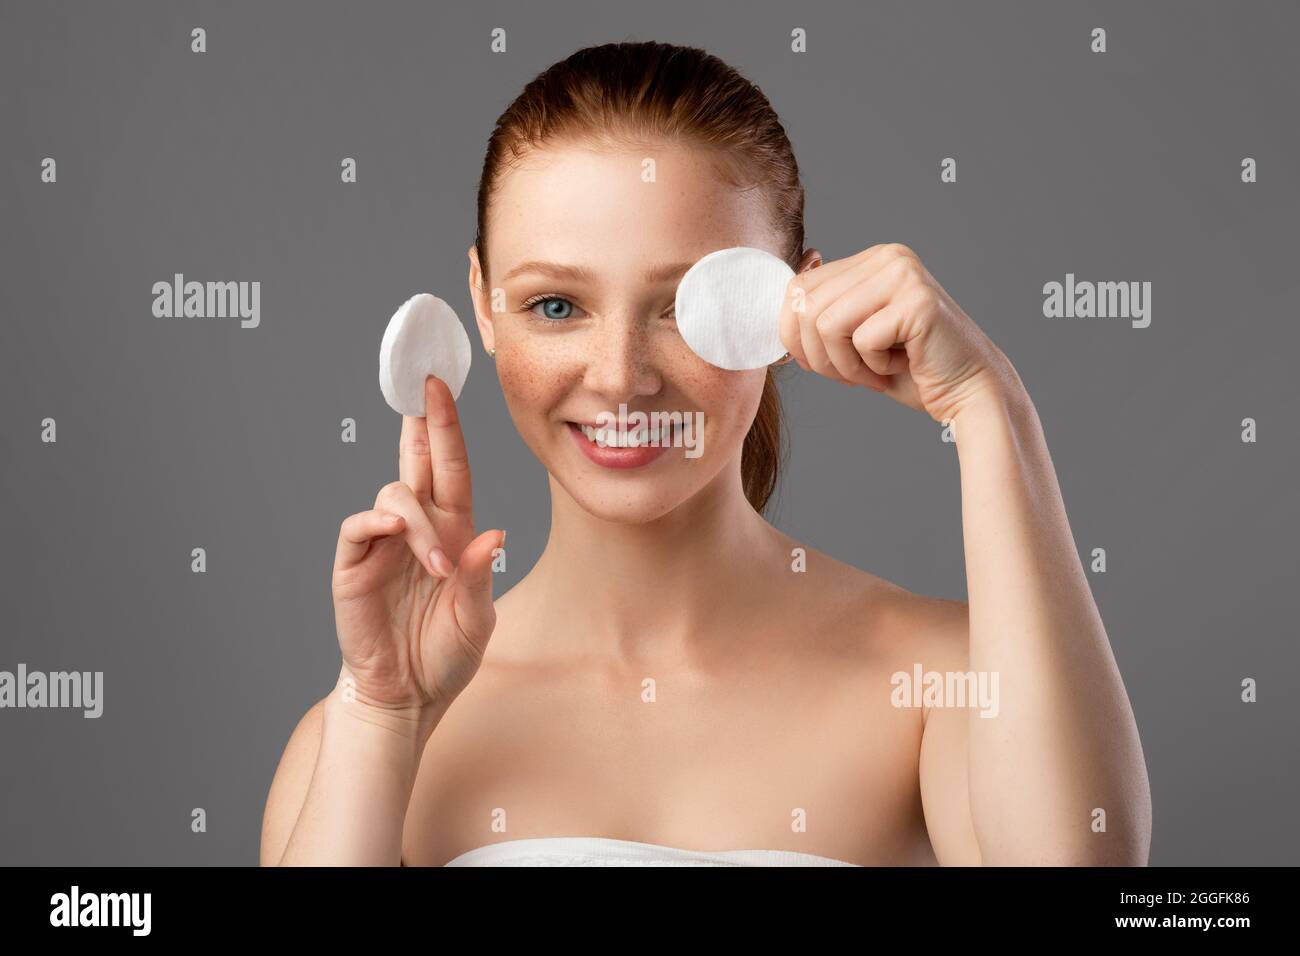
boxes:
[977,805,1152,866]
[980,841,1149,866]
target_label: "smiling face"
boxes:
[469,141,798,524]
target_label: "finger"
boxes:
[335,510,406,570]
[797,246,922,370]
[423,375,473,518]
[374,481,450,577]
[814,258,914,345]
[850,302,913,378]
[451,529,505,655]
[778,277,809,369]
[799,245,911,335]
[793,243,903,295]
[809,279,899,390]
[818,312,885,388]
[802,246,923,387]
[800,268,871,384]
[798,307,850,383]
[399,397,434,502]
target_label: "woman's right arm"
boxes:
[260,374,502,866]
[260,672,444,867]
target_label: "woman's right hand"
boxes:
[329,374,504,727]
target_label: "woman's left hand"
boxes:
[777,243,1021,424]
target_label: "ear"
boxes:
[796,248,824,273]
[466,244,496,353]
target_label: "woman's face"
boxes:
[469,142,800,524]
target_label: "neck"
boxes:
[528,463,782,661]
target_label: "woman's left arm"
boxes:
[780,243,1152,865]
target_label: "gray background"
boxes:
[1,0,1296,865]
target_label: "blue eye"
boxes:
[524,295,576,321]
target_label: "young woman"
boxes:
[261,41,1151,866]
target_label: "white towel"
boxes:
[444,836,858,867]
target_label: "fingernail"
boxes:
[428,547,453,577]
[499,530,507,548]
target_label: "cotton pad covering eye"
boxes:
[674,246,795,370]
[378,293,472,415]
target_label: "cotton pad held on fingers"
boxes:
[378,293,472,415]
[674,246,795,370]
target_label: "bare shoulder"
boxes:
[259,696,328,866]
[785,543,984,863]
[789,539,969,662]
[791,547,983,862]
[878,580,971,672]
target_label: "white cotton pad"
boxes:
[674,246,795,370]
[378,293,472,415]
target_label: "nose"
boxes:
[582,314,663,402]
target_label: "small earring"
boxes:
[772,352,794,366]
[487,347,496,358]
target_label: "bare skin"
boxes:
[261,142,1151,867]
[401,553,974,865]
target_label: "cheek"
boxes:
[494,336,572,414]
[691,368,767,444]
[661,335,766,422]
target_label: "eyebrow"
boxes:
[500,260,695,285]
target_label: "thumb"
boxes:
[451,529,505,654]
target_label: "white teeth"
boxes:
[578,424,665,447]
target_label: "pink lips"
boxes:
[566,422,671,469]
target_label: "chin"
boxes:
[564,481,695,525]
